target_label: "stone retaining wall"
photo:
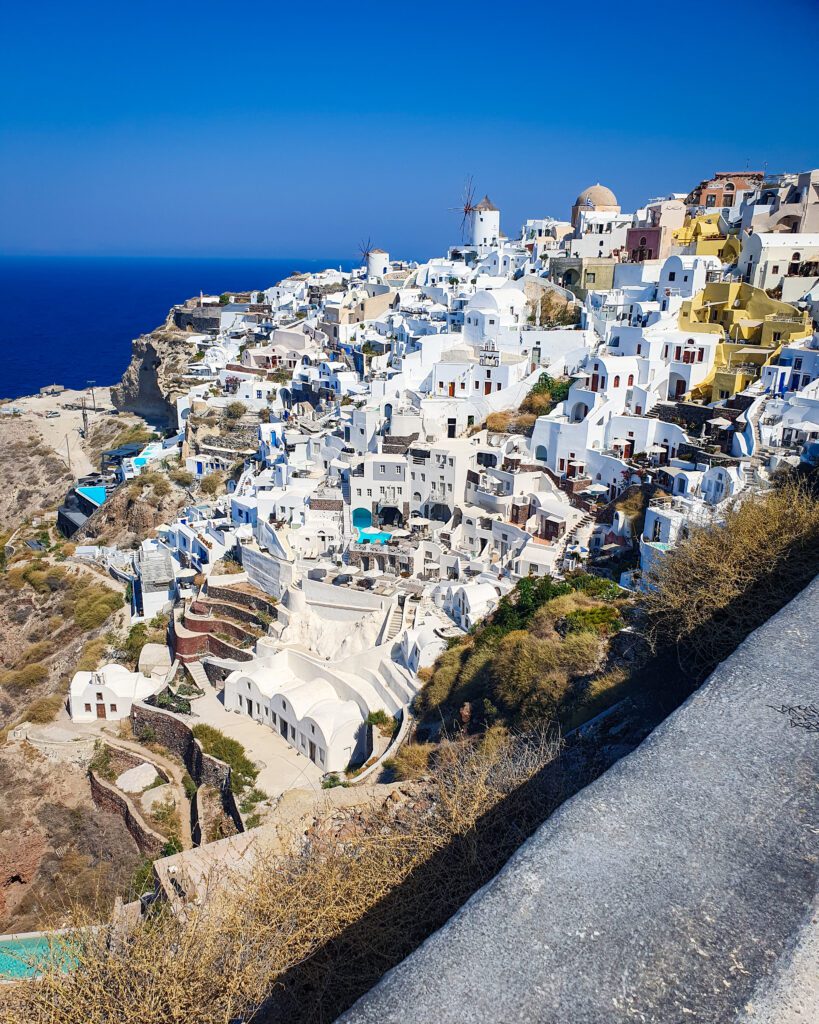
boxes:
[191,598,266,627]
[89,772,166,858]
[206,582,278,616]
[130,703,243,834]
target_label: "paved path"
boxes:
[189,678,324,799]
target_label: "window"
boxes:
[697,349,704,362]
[110,704,117,713]
[627,374,634,386]
[367,488,372,497]
[84,703,92,713]
[613,375,620,387]
[290,725,296,741]
[96,692,102,700]
[771,265,779,275]
[668,272,676,281]
[311,724,315,734]
[586,272,596,284]
[318,749,325,764]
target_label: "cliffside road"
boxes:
[339,577,819,1024]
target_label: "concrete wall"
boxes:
[338,576,819,1024]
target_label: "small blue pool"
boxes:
[0,935,57,979]
[357,528,391,545]
[76,485,107,506]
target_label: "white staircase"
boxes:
[385,602,404,643]
[186,661,210,690]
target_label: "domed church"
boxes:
[571,183,620,226]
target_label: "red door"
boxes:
[591,373,599,392]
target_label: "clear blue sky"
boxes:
[2,0,817,260]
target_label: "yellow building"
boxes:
[680,282,811,403]
[672,214,740,263]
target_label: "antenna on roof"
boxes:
[450,175,476,242]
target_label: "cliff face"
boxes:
[110,312,194,428]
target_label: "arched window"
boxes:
[535,445,548,461]
[723,182,735,191]
[627,374,634,386]
[791,252,801,262]
[613,375,620,387]
[639,236,647,246]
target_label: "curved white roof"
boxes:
[304,698,363,742]
[279,677,338,719]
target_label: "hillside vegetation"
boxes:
[4,475,819,1024]
[417,572,628,733]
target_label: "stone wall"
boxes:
[130,703,243,834]
[206,581,279,616]
[173,308,220,332]
[89,772,166,858]
[191,598,267,627]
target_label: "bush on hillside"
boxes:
[644,476,819,674]
[191,723,258,792]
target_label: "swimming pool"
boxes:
[357,528,391,545]
[0,935,54,979]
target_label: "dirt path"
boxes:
[10,386,118,480]
[99,733,193,850]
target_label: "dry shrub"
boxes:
[1,728,564,1024]
[644,477,819,673]
[485,411,537,436]
[519,390,554,415]
[389,742,433,780]
[22,693,65,723]
[0,662,48,689]
[75,637,108,673]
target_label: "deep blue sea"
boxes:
[0,256,352,400]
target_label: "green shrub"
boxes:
[563,606,623,636]
[366,710,397,736]
[322,773,345,789]
[181,772,197,800]
[192,724,258,792]
[89,741,116,781]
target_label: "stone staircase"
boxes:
[385,602,404,643]
[186,661,210,690]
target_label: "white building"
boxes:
[69,664,164,723]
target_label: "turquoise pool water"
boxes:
[76,484,107,506]
[0,935,54,979]
[357,528,391,545]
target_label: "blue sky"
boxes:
[2,0,817,260]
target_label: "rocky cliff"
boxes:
[110,311,194,428]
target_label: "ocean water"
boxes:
[0,256,351,400]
